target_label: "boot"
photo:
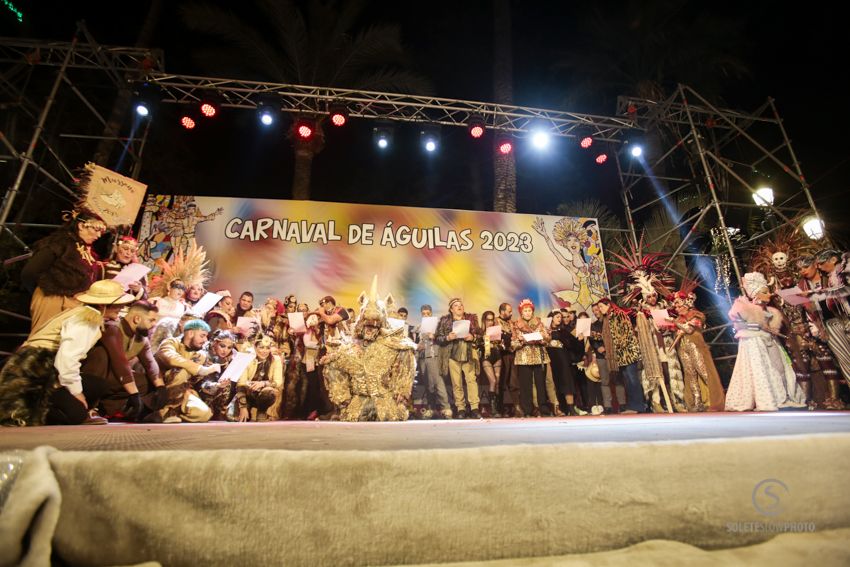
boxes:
[826,380,846,410]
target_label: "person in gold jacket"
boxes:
[154,319,220,423]
[230,335,284,422]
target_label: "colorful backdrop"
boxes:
[138,195,610,317]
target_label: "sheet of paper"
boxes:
[235,317,260,332]
[221,351,256,383]
[522,332,544,342]
[650,309,670,324]
[189,292,222,317]
[288,311,307,333]
[777,287,810,306]
[387,317,406,331]
[575,318,591,338]
[543,317,552,330]
[452,319,471,339]
[111,262,150,289]
[485,325,502,341]
[302,332,319,348]
[419,316,439,335]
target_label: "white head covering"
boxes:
[742,272,769,299]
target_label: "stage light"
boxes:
[580,136,593,149]
[131,82,160,118]
[467,116,486,139]
[420,126,440,153]
[329,104,348,127]
[753,187,774,207]
[595,153,608,164]
[630,145,643,158]
[294,119,314,140]
[260,111,274,126]
[199,98,220,118]
[498,138,513,155]
[802,217,825,240]
[373,124,394,150]
[531,129,551,150]
[180,116,196,130]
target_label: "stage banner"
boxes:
[138,195,610,316]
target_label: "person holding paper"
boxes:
[496,303,522,417]
[477,311,504,417]
[313,295,351,346]
[230,335,283,422]
[413,305,452,419]
[725,273,807,412]
[588,303,627,414]
[154,319,220,423]
[198,330,238,420]
[547,310,583,416]
[104,235,148,299]
[511,299,551,417]
[436,298,482,419]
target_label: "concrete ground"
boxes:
[1,411,848,451]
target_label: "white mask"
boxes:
[771,252,788,270]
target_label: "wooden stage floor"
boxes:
[1,411,848,452]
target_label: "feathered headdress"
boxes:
[149,238,211,298]
[606,234,676,305]
[672,274,701,307]
[749,220,812,275]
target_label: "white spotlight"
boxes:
[630,145,643,158]
[531,130,551,150]
[753,187,774,207]
[135,103,150,117]
[424,139,437,152]
[259,111,274,126]
[802,217,825,240]
[377,137,389,149]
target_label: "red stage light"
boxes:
[297,124,313,139]
[498,141,513,155]
[180,116,196,130]
[595,153,608,164]
[200,103,217,118]
[330,113,347,127]
[470,125,485,139]
[580,136,593,149]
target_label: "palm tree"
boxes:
[492,0,516,213]
[180,0,431,200]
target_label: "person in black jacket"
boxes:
[547,310,586,416]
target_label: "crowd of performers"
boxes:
[0,209,848,425]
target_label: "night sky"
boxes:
[2,1,848,240]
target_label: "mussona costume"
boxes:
[321,277,416,421]
[673,306,725,412]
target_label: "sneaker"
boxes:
[440,409,453,420]
[456,409,467,419]
[470,409,483,419]
[162,415,182,424]
[591,405,604,416]
[83,409,108,425]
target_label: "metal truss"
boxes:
[140,74,635,141]
[614,84,826,358]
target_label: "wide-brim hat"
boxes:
[75,280,135,305]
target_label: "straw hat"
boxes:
[585,360,601,382]
[75,280,135,305]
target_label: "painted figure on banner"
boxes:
[138,195,223,263]
[533,216,607,313]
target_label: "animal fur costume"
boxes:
[320,276,416,421]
